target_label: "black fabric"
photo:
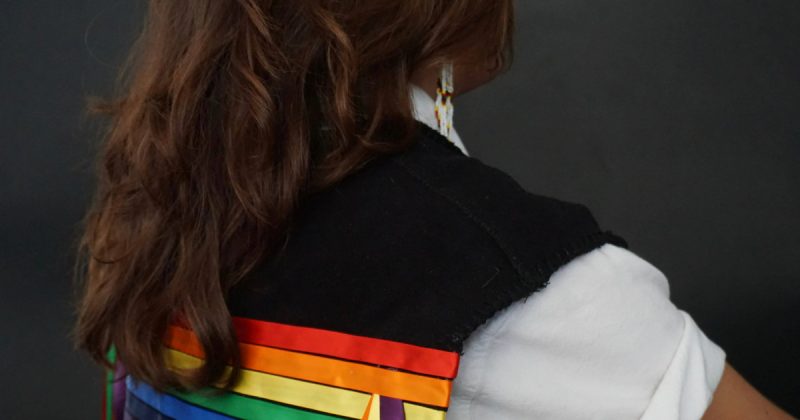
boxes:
[227,121,629,354]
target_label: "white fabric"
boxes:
[410,86,727,419]
[410,85,469,156]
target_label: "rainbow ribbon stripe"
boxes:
[105,316,460,419]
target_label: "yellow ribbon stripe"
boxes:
[404,402,447,420]
[166,348,370,418]
[362,394,380,420]
[164,348,448,420]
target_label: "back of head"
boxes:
[73,0,515,391]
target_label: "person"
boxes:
[72,1,793,419]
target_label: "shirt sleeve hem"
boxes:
[639,310,727,420]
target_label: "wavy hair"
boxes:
[73,0,514,392]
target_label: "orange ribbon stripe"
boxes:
[164,325,453,408]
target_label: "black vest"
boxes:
[227,121,629,353]
[117,120,631,420]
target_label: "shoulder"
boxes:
[231,122,629,352]
[451,243,727,418]
[373,122,631,347]
[386,122,629,282]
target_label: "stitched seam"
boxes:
[391,155,528,282]
[390,154,544,352]
[390,152,627,283]
[390,144,629,349]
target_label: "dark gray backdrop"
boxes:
[2,1,797,418]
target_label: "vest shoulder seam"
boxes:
[390,154,529,285]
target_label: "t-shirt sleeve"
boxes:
[448,243,727,420]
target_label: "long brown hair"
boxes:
[73,0,514,392]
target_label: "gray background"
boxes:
[2,0,797,418]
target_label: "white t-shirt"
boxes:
[411,85,727,419]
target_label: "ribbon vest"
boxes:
[105,120,629,420]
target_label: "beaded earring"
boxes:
[433,62,454,140]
